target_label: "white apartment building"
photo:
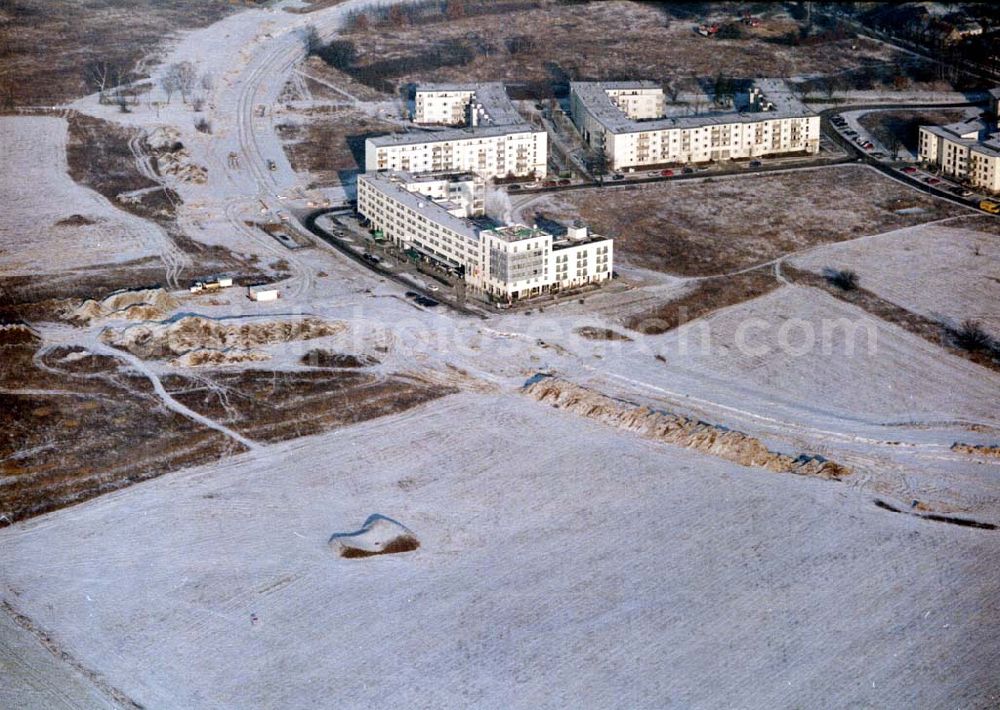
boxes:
[414,83,524,127]
[356,171,612,302]
[367,83,548,180]
[365,126,547,180]
[919,118,1000,193]
[570,80,820,171]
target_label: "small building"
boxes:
[248,286,279,302]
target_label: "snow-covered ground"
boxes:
[3,1,1000,707]
[791,223,1000,336]
[0,116,175,276]
[2,391,998,709]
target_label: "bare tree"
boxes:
[160,66,181,104]
[200,72,214,92]
[86,61,114,104]
[175,62,198,104]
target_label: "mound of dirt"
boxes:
[54,214,97,227]
[301,349,380,368]
[574,326,633,342]
[951,442,1000,458]
[524,377,850,480]
[170,349,272,368]
[0,323,40,347]
[329,514,420,559]
[69,288,179,324]
[102,316,344,360]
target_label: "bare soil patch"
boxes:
[0,0,258,106]
[325,1,920,95]
[277,106,398,186]
[625,269,780,335]
[859,109,971,154]
[532,166,962,276]
[0,343,242,524]
[162,369,455,444]
[783,264,1000,373]
[66,113,177,223]
[301,348,380,368]
[574,326,632,342]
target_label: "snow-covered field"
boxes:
[3,1,1000,707]
[0,116,174,275]
[791,223,1000,336]
[2,391,998,709]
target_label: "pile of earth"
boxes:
[524,376,851,480]
[101,315,345,360]
[329,514,420,559]
[69,288,179,324]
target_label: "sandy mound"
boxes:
[329,514,420,559]
[524,376,850,480]
[0,323,40,347]
[148,127,207,184]
[70,289,179,324]
[951,442,1000,458]
[301,349,379,368]
[102,315,345,360]
[170,349,272,368]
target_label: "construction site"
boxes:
[1,1,998,708]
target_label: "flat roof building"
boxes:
[919,116,1000,194]
[570,79,820,170]
[357,171,611,302]
[366,83,548,180]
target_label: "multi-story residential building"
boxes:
[366,83,548,180]
[569,79,820,171]
[356,171,612,302]
[414,83,525,127]
[365,125,547,180]
[919,117,1000,193]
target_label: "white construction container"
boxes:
[248,286,279,302]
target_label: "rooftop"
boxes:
[416,82,525,127]
[571,79,816,134]
[367,123,543,148]
[359,172,478,241]
[485,224,550,243]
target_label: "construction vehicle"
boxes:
[696,23,719,37]
[979,199,1000,214]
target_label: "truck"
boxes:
[980,199,1000,214]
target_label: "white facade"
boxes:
[365,128,547,180]
[571,80,820,171]
[356,172,612,301]
[919,120,1000,193]
[415,88,475,126]
[368,83,547,180]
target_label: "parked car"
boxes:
[923,177,941,185]
[749,160,762,168]
[415,296,439,307]
[873,151,887,159]
[901,166,918,174]
[660,169,674,177]
[543,180,556,187]
[949,186,973,197]
[611,173,625,181]
[427,284,440,292]
[508,184,522,191]
[844,129,857,137]
[404,291,418,299]
[362,253,381,264]
[557,178,571,186]
[267,159,277,171]
[681,166,694,174]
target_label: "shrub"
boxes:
[194,117,212,134]
[824,267,858,290]
[949,320,992,353]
